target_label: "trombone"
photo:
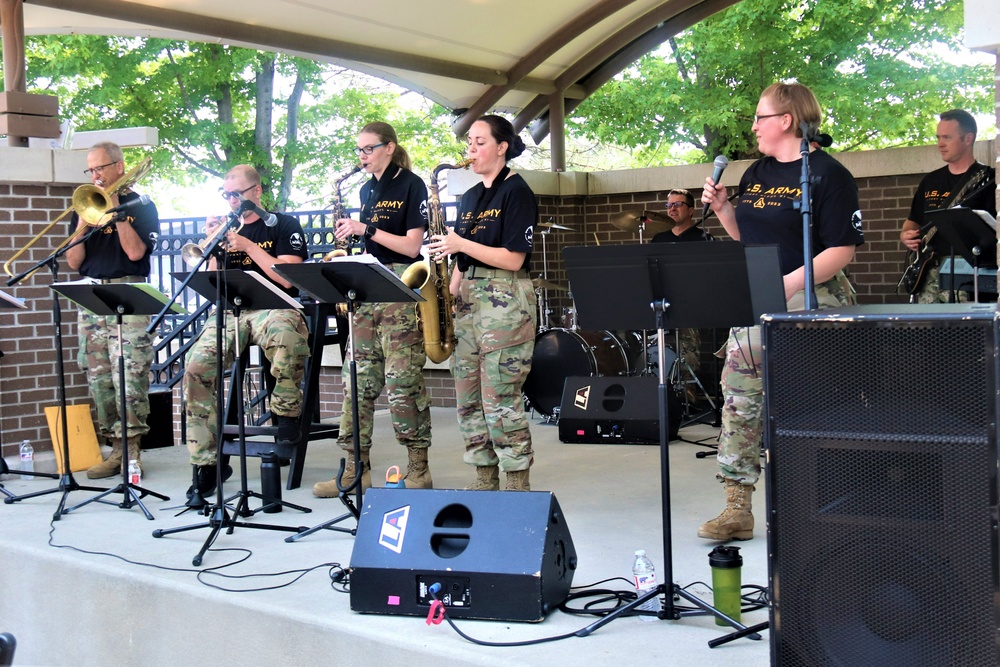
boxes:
[3,157,153,280]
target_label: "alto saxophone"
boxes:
[401,158,472,363]
[322,164,363,261]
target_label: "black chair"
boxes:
[0,632,16,667]
[220,301,340,489]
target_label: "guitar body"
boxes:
[899,244,936,295]
[896,166,991,296]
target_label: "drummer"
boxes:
[651,189,712,372]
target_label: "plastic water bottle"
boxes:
[19,440,34,479]
[128,459,141,486]
[632,549,659,621]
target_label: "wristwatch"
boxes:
[364,223,377,239]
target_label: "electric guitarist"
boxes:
[899,109,996,303]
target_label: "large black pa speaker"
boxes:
[762,304,1000,666]
[349,488,577,622]
[557,376,679,444]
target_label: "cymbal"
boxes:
[537,221,574,232]
[531,277,568,292]
[610,210,673,235]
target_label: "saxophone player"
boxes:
[312,122,434,496]
[428,115,538,492]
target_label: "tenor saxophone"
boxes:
[401,159,472,363]
[322,164,363,261]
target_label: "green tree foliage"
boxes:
[569,0,994,163]
[18,36,465,208]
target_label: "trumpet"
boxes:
[4,157,152,279]
[180,212,243,267]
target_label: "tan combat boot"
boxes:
[465,465,500,491]
[86,437,123,479]
[697,480,754,541]
[504,469,530,491]
[402,446,432,489]
[313,449,371,497]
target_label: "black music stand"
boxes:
[52,282,176,518]
[152,270,310,565]
[924,208,998,302]
[564,241,783,645]
[273,256,423,542]
[0,290,55,500]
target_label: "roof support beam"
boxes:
[451,0,638,139]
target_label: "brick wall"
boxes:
[1,183,90,461]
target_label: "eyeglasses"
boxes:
[665,202,689,210]
[220,185,256,200]
[353,142,386,155]
[753,112,787,124]
[83,161,119,176]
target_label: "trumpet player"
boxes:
[312,121,433,497]
[183,164,309,498]
[66,142,158,479]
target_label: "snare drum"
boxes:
[522,328,636,416]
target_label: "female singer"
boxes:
[429,115,538,491]
[312,122,432,497]
[698,82,864,541]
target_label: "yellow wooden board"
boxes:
[44,404,103,474]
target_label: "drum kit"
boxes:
[522,211,716,427]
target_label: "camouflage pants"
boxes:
[717,275,854,485]
[912,261,970,304]
[337,291,431,453]
[184,308,309,465]
[77,311,154,441]
[452,275,537,472]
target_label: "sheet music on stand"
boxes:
[279,254,424,306]
[171,270,304,311]
[53,278,186,317]
[0,289,27,310]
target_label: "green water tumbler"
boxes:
[709,545,742,626]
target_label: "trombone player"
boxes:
[66,141,158,479]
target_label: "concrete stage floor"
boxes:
[0,406,770,667]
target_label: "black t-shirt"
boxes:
[454,172,537,272]
[358,163,428,265]
[651,225,713,243]
[221,211,307,297]
[75,191,158,279]
[907,163,997,227]
[735,150,864,276]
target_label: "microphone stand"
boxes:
[4,225,110,515]
[798,122,818,311]
[149,212,239,514]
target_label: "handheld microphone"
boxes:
[237,196,278,227]
[106,194,151,217]
[702,155,729,223]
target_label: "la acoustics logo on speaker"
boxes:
[573,385,591,411]
[378,505,410,554]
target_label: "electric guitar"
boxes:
[897,166,992,296]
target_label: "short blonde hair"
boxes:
[761,82,822,139]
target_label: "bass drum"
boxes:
[523,329,635,417]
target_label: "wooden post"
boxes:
[1,0,28,147]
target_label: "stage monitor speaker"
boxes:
[762,304,1000,667]
[558,375,678,444]
[349,488,577,622]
